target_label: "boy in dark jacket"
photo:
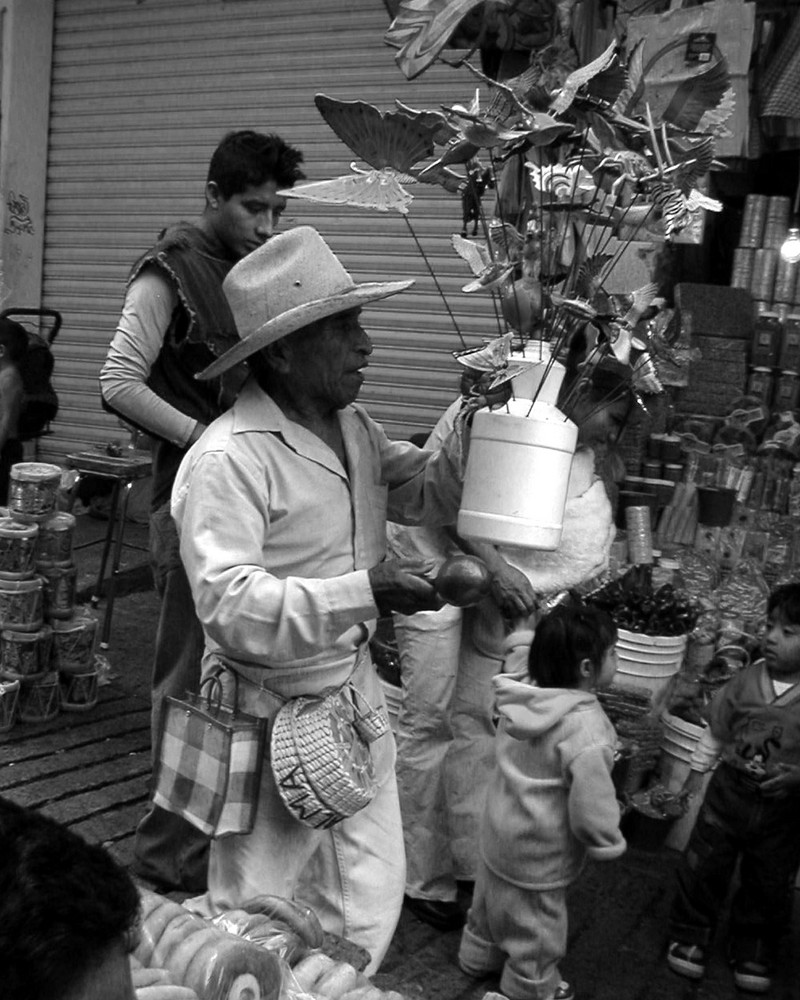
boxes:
[667,582,800,993]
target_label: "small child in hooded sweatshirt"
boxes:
[458,603,626,1000]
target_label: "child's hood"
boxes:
[492,672,598,739]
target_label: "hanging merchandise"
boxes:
[625,0,757,159]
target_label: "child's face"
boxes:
[595,643,619,689]
[763,608,800,680]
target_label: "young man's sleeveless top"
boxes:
[129,222,248,511]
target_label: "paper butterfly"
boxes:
[279,94,465,214]
[451,223,526,292]
[452,332,527,391]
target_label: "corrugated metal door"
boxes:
[41,0,500,461]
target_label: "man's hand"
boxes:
[760,762,800,798]
[368,558,443,616]
[489,561,537,621]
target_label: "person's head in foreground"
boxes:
[528,603,619,691]
[0,796,141,1000]
[197,226,413,412]
[763,582,800,682]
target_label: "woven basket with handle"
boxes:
[271,683,389,830]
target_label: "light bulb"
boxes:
[780,227,800,264]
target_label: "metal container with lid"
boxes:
[780,314,800,370]
[730,247,755,290]
[739,194,767,248]
[773,370,800,412]
[750,249,778,303]
[774,256,799,304]
[747,366,774,406]
[750,312,782,368]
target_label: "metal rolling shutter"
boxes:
[41,0,499,462]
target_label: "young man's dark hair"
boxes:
[207,129,305,198]
[0,797,141,1000]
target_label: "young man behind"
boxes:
[100,129,304,894]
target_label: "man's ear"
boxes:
[261,338,292,374]
[205,180,221,210]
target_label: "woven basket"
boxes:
[271,683,389,830]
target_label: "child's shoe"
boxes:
[552,982,574,1000]
[666,941,706,979]
[732,959,772,994]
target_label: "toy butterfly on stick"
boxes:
[453,332,527,393]
[278,95,464,215]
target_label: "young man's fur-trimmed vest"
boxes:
[123,222,248,509]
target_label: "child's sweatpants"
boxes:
[459,856,568,1000]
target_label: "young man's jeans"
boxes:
[393,603,463,902]
[669,762,800,966]
[133,504,209,892]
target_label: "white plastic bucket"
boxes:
[457,399,578,550]
[510,342,566,404]
[658,709,713,850]
[615,628,688,701]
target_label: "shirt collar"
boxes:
[231,375,358,478]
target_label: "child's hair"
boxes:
[528,603,617,687]
[767,582,800,626]
[0,318,28,364]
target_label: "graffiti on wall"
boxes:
[4,191,35,236]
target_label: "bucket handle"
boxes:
[714,643,750,671]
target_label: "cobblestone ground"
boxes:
[39,516,797,1000]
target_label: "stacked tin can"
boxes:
[34,510,99,712]
[735,195,800,420]
[0,463,62,725]
[733,194,800,319]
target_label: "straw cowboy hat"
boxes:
[197,226,414,380]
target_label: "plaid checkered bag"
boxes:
[152,669,266,838]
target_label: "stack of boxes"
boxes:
[673,283,752,417]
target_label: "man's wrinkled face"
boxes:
[208,179,287,260]
[286,308,373,410]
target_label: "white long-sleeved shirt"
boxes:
[99,269,199,447]
[171,377,465,694]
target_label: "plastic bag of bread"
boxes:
[136,889,285,1000]
[286,949,405,1000]
[209,895,323,967]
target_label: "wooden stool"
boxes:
[66,451,152,649]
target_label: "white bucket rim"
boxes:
[618,628,688,649]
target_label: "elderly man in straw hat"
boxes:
[172,225,480,972]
